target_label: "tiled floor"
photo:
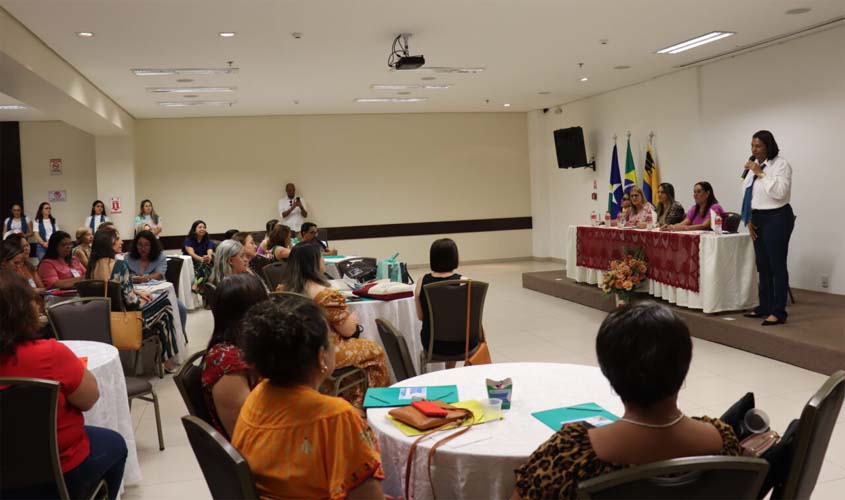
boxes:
[122,260,845,499]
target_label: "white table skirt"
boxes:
[134,281,188,363]
[61,341,141,486]
[348,297,424,380]
[565,225,758,313]
[174,255,200,310]
[368,362,624,500]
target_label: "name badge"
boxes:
[71,269,81,278]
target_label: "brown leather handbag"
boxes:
[464,280,492,366]
[105,279,144,351]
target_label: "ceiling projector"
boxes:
[388,34,425,70]
[394,54,426,70]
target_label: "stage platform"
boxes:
[523,270,845,376]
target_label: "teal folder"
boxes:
[531,402,618,431]
[363,385,459,408]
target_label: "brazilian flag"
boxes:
[624,137,638,193]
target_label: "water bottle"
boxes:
[645,213,654,229]
[714,214,723,235]
[590,210,597,226]
[604,211,611,226]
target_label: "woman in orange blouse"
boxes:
[232,295,385,500]
[279,244,390,408]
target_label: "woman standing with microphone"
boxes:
[741,130,793,326]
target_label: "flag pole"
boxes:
[649,131,654,145]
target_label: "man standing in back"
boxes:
[278,183,308,236]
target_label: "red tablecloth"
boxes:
[576,227,701,292]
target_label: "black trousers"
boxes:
[751,204,794,320]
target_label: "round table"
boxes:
[61,341,141,486]
[367,362,624,500]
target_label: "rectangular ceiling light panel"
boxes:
[132,68,240,76]
[657,32,736,54]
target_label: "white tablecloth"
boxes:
[174,255,200,310]
[348,297,425,380]
[368,362,624,500]
[134,281,188,363]
[61,341,141,486]
[565,225,758,313]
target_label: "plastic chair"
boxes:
[0,377,108,500]
[181,415,259,500]
[421,279,488,371]
[722,212,741,233]
[46,297,111,344]
[771,370,845,500]
[335,257,377,281]
[174,350,215,427]
[375,318,417,382]
[165,257,184,298]
[262,261,287,290]
[577,455,769,499]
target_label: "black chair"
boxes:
[335,257,377,281]
[165,257,184,299]
[197,282,218,310]
[577,455,769,499]
[174,350,215,427]
[771,370,845,500]
[421,279,488,372]
[46,297,111,343]
[249,255,272,284]
[0,377,108,500]
[262,261,287,290]
[181,416,259,500]
[722,211,741,233]
[375,318,417,382]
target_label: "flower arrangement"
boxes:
[600,248,648,304]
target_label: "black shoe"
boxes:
[761,317,786,326]
[743,311,766,318]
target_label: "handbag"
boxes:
[388,400,470,430]
[104,278,144,351]
[464,280,492,366]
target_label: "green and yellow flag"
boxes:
[624,137,638,192]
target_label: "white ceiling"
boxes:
[0,90,52,121]
[1,0,844,119]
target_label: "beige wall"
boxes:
[20,121,97,232]
[135,112,532,264]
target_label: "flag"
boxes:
[624,137,638,193]
[607,143,623,218]
[642,145,660,205]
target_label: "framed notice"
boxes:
[48,190,67,202]
[110,197,122,214]
[49,158,63,175]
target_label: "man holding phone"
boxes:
[278,182,308,236]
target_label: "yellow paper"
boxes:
[385,400,503,437]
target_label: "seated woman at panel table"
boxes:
[0,271,128,500]
[278,244,389,408]
[2,238,45,292]
[37,231,87,290]
[232,294,385,500]
[655,183,685,226]
[183,220,216,287]
[512,302,741,500]
[72,227,94,269]
[208,239,250,287]
[88,225,180,372]
[620,186,656,228]
[201,274,265,438]
[662,181,725,232]
[415,238,475,370]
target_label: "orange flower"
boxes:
[615,280,624,288]
[623,280,633,290]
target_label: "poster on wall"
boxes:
[48,190,67,202]
[110,197,122,214]
[49,158,63,175]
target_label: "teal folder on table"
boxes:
[363,385,459,408]
[532,402,618,431]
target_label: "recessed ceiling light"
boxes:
[0,105,27,110]
[354,97,427,103]
[146,86,236,93]
[537,91,551,95]
[76,32,94,38]
[370,84,451,90]
[657,31,736,54]
[503,103,511,107]
[219,32,236,38]
[421,76,436,81]
[613,65,631,70]
[786,7,811,15]
[176,78,194,83]
[580,77,589,82]
[132,67,239,76]
[158,100,236,107]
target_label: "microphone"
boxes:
[741,155,756,179]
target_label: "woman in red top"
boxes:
[201,273,265,438]
[37,231,87,289]
[0,271,127,499]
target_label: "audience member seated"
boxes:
[2,238,45,292]
[3,202,32,239]
[33,202,59,260]
[37,231,87,290]
[655,183,685,226]
[415,238,474,369]
[663,181,725,231]
[183,220,216,287]
[201,274,265,438]
[0,271,128,500]
[232,295,385,499]
[73,227,94,269]
[232,231,269,275]
[279,245,389,407]
[620,187,656,228]
[208,239,249,286]
[512,302,741,500]
[85,200,111,233]
[298,222,337,255]
[125,231,167,283]
[256,218,279,258]
[4,233,40,280]
[267,223,293,261]
[88,226,179,372]
[134,199,162,237]
[223,229,239,240]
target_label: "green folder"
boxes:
[532,402,618,431]
[363,385,459,408]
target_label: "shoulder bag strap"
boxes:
[464,280,472,365]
